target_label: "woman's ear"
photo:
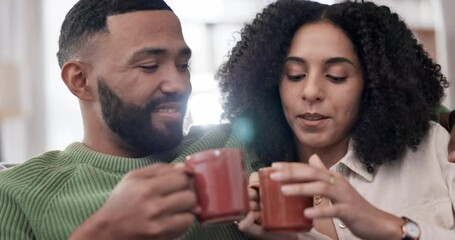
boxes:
[61,61,94,101]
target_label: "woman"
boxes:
[217,0,454,239]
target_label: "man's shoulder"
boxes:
[179,123,260,174]
[183,123,232,146]
[185,123,232,138]
[0,149,76,190]
[172,123,254,163]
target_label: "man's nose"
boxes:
[159,64,191,95]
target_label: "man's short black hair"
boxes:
[57,0,173,68]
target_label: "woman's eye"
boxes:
[326,74,347,82]
[286,74,306,81]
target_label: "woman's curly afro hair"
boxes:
[217,0,448,168]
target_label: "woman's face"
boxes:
[279,22,364,153]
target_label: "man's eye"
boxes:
[140,65,158,73]
[177,63,190,72]
[286,74,305,81]
[326,74,347,82]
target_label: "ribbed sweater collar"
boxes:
[64,142,181,173]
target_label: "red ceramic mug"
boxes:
[185,148,249,224]
[258,167,313,232]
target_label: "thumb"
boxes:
[308,154,328,170]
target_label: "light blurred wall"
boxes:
[0,0,453,163]
[0,0,46,163]
[433,0,455,107]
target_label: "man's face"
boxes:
[85,10,192,155]
[98,78,188,154]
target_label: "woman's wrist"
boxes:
[365,211,405,240]
[381,215,405,240]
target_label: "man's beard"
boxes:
[97,79,187,155]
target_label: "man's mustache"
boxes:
[146,93,189,111]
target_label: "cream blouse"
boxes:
[299,122,455,240]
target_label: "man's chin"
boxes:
[137,135,183,154]
[137,126,184,154]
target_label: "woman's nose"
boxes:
[300,73,323,102]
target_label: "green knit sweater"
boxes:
[0,124,261,240]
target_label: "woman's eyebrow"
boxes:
[284,56,306,64]
[325,57,355,66]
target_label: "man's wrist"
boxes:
[68,211,112,240]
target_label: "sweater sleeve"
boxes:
[0,168,35,240]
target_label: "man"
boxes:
[0,0,252,239]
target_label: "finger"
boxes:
[238,211,257,228]
[248,172,260,188]
[270,162,329,183]
[281,181,331,197]
[249,200,260,211]
[129,163,177,178]
[147,171,192,196]
[308,154,327,170]
[281,173,343,199]
[308,154,336,186]
[149,190,197,218]
[248,185,259,201]
[238,211,263,234]
[304,205,339,219]
[175,162,194,175]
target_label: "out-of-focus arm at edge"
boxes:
[436,105,450,131]
[419,124,455,239]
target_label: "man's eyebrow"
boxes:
[130,47,192,62]
[131,48,167,62]
[179,48,192,58]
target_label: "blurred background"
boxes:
[0,0,454,163]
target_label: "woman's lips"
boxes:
[297,113,329,127]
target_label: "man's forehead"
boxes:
[98,10,189,60]
[103,10,184,45]
[106,10,179,30]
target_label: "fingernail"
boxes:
[270,172,284,180]
[303,208,316,218]
[271,162,285,169]
[174,163,185,168]
[281,185,293,194]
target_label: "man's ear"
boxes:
[61,61,95,101]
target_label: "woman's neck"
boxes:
[295,136,351,169]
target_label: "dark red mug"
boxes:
[185,148,249,224]
[258,167,313,232]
